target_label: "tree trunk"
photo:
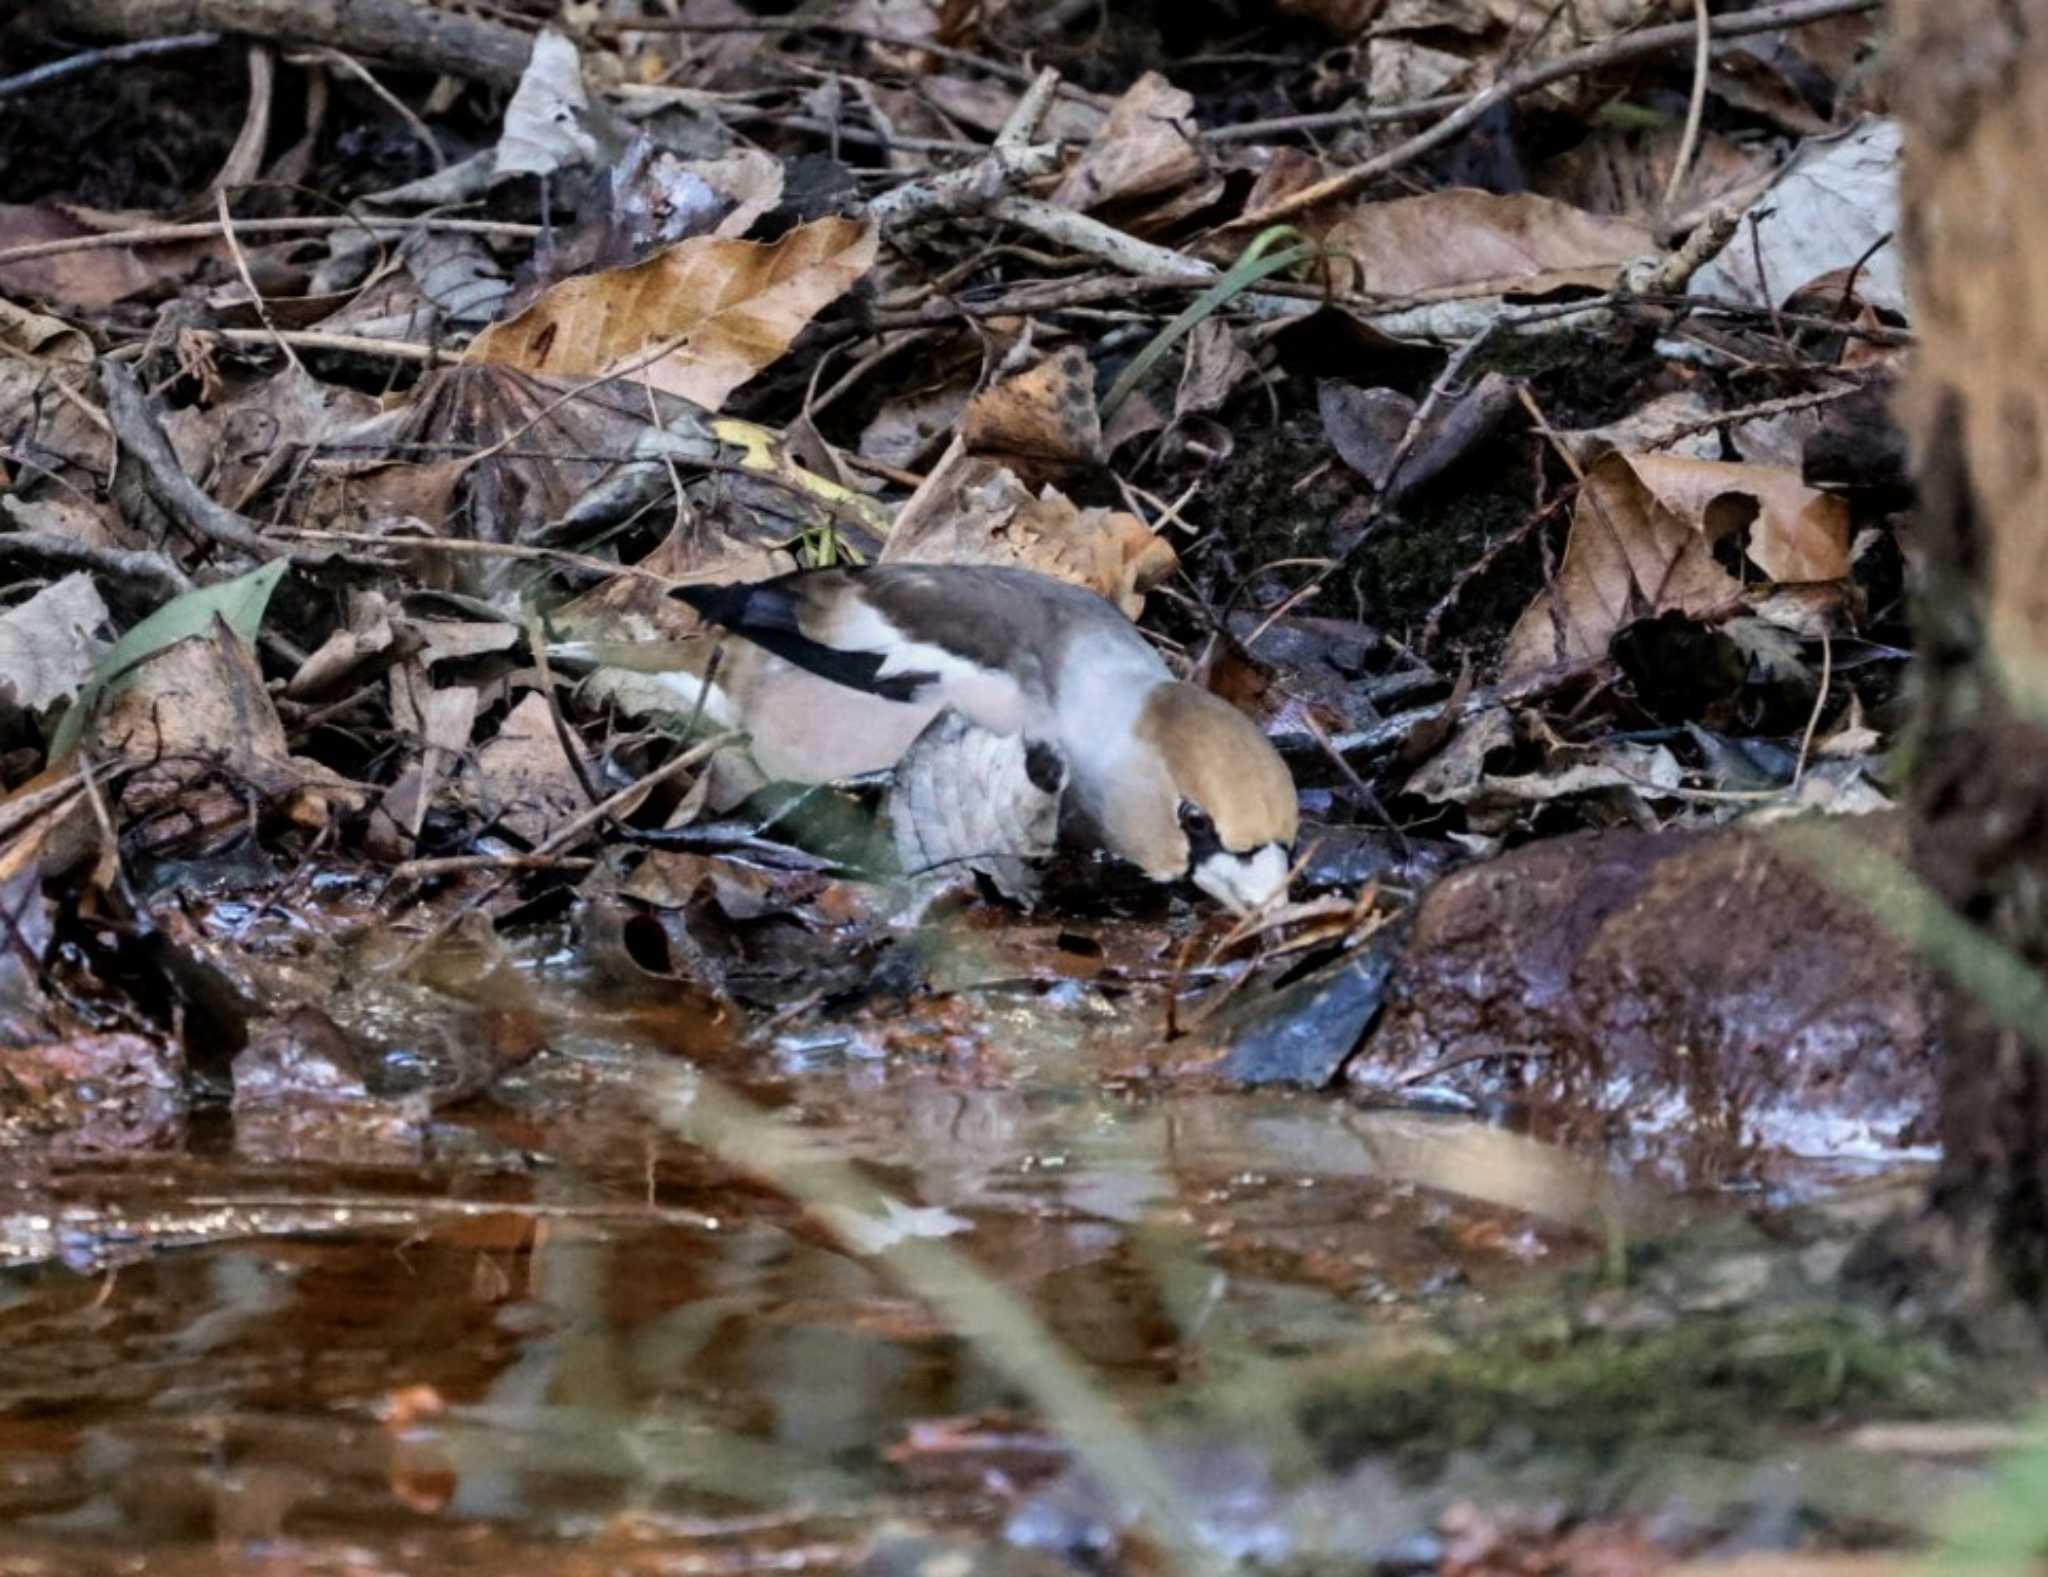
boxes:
[1895,0,2048,1314]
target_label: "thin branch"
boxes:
[1660,0,1713,218]
[0,216,540,272]
[0,529,195,603]
[1229,0,1883,229]
[98,361,281,563]
[0,31,222,99]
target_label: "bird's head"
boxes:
[1097,682,1299,913]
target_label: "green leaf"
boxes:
[47,559,289,762]
[1099,226,1317,423]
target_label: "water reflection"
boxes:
[0,1033,1724,1563]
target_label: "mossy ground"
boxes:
[1297,1300,1970,1479]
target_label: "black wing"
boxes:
[673,574,939,704]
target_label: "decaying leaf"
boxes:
[1324,190,1653,298]
[287,590,399,700]
[860,380,973,470]
[0,297,102,475]
[0,204,162,306]
[1535,128,1779,231]
[921,74,1104,142]
[466,690,589,846]
[98,616,358,843]
[1503,453,1852,678]
[694,147,787,239]
[0,574,110,718]
[884,449,1177,618]
[1050,72,1202,211]
[370,674,479,862]
[495,29,611,179]
[463,216,878,411]
[960,346,1103,482]
[1367,37,1474,104]
[50,559,289,760]
[1692,117,1904,314]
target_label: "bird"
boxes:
[647,562,1300,911]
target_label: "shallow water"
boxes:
[0,900,1938,1572]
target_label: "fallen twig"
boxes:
[99,361,280,563]
[1228,0,1884,230]
[38,0,533,88]
[0,528,195,604]
[0,30,221,98]
[867,141,1067,228]
[0,215,539,272]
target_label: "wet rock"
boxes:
[0,1030,183,1150]
[1172,922,1408,1087]
[1350,813,1939,1179]
[232,1005,428,1161]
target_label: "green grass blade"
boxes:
[1100,226,1316,423]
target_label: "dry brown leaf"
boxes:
[883,450,1176,617]
[921,74,1104,141]
[370,674,479,861]
[99,619,359,845]
[463,216,878,411]
[1534,128,1780,230]
[1324,190,1652,298]
[1175,319,1253,417]
[0,204,161,306]
[0,492,125,553]
[1050,72,1202,211]
[960,346,1103,482]
[1368,37,1474,105]
[1503,452,1852,678]
[0,297,102,473]
[467,691,588,845]
[287,590,398,700]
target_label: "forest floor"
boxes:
[0,1,2026,1572]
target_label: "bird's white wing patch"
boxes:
[830,597,1043,736]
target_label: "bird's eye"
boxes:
[1178,801,1216,844]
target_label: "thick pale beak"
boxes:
[1191,844,1291,913]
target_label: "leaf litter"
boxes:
[0,3,1985,1572]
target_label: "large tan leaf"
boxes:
[463,217,878,411]
[1503,452,1852,678]
[1324,190,1653,298]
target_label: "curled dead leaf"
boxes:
[1504,452,1851,678]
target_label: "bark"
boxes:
[1895,0,2048,1315]
[40,0,533,89]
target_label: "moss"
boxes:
[1298,1303,1970,1479]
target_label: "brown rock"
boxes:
[1352,813,1939,1180]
